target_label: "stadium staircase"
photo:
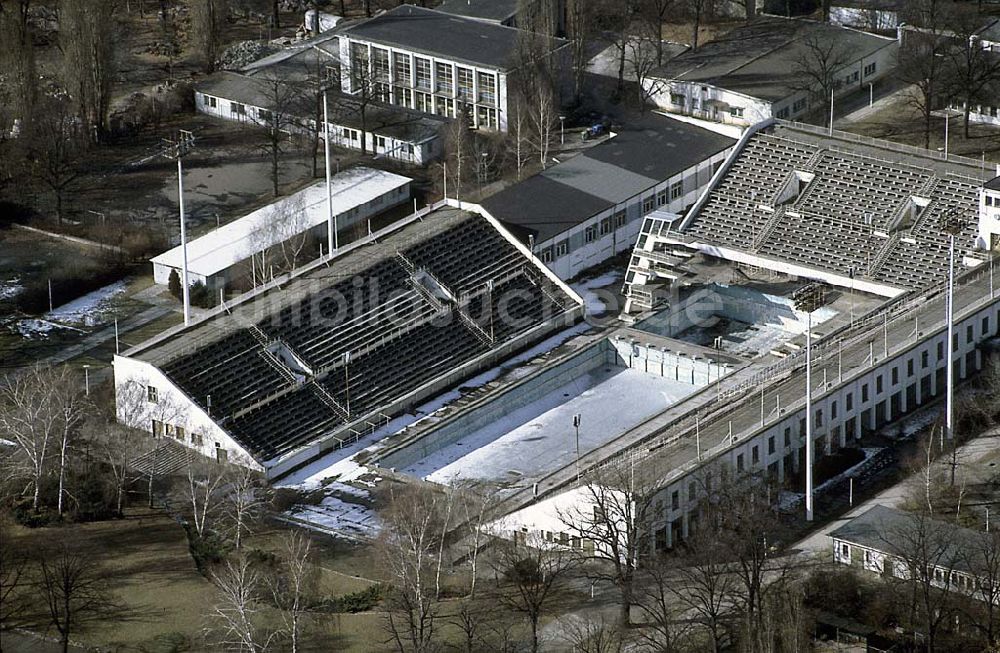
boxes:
[130,439,191,477]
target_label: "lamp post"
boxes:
[573,413,582,481]
[559,115,566,145]
[942,210,963,442]
[794,282,825,522]
[323,92,338,254]
[83,364,90,396]
[162,130,195,326]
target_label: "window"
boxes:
[152,420,164,437]
[831,401,838,419]
[585,225,598,243]
[147,386,158,403]
[375,136,386,150]
[862,384,869,403]
[372,47,390,82]
[231,102,246,116]
[435,62,453,94]
[205,95,217,108]
[768,436,775,454]
[792,98,807,113]
[476,105,498,130]
[846,392,853,410]
[614,210,626,227]
[752,445,759,465]
[816,409,823,427]
[984,315,991,334]
[477,72,497,105]
[784,427,791,448]
[776,107,790,119]
[841,543,850,558]
[967,324,974,343]
[456,66,474,101]
[737,453,745,472]
[670,93,686,106]
[688,482,696,502]
[393,52,411,85]
[600,217,612,235]
[191,431,203,446]
[257,108,271,123]
[657,189,668,206]
[907,360,914,377]
[670,180,683,200]
[643,196,655,213]
[671,491,679,510]
[937,341,944,360]
[729,106,745,118]
[434,95,455,118]
[414,57,432,91]
[175,426,186,441]
[875,375,883,394]
[350,41,369,88]
[540,248,553,263]
[864,62,876,77]
[922,350,929,368]
[415,91,431,113]
[555,240,569,257]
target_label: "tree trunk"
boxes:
[964,104,971,139]
[530,613,540,653]
[272,0,280,28]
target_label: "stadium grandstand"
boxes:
[114,204,584,478]
[623,119,994,313]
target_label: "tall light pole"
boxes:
[573,413,582,482]
[559,115,566,146]
[163,130,195,326]
[323,92,338,254]
[942,210,962,441]
[794,282,824,522]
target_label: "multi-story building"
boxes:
[337,4,568,133]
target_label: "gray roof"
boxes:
[829,504,985,574]
[977,17,1000,42]
[655,17,897,103]
[482,113,735,242]
[483,175,613,243]
[434,0,518,23]
[986,176,1000,191]
[340,5,556,70]
[195,72,447,145]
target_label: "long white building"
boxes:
[151,167,411,292]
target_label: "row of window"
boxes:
[986,194,1000,207]
[152,419,205,447]
[539,211,629,263]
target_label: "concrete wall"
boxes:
[980,188,1000,250]
[607,336,727,386]
[830,7,899,32]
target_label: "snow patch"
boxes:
[570,271,622,317]
[0,279,23,301]
[14,281,127,338]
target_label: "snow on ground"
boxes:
[282,494,380,541]
[15,280,127,338]
[0,278,23,301]
[413,367,699,486]
[570,271,622,317]
[779,447,883,510]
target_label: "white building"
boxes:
[830,0,901,33]
[336,4,568,133]
[479,113,735,280]
[151,167,411,291]
[981,176,1000,252]
[645,17,898,126]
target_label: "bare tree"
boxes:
[637,0,677,66]
[508,96,532,181]
[222,459,267,551]
[444,117,472,204]
[879,510,962,652]
[492,531,578,653]
[378,485,446,653]
[897,25,955,149]
[626,34,669,110]
[342,42,387,156]
[946,15,1000,138]
[0,516,30,634]
[661,531,737,652]
[0,366,85,512]
[560,613,630,653]
[210,555,278,652]
[37,544,116,653]
[961,530,1000,648]
[245,193,315,284]
[560,459,656,627]
[683,0,716,52]
[269,531,317,653]
[791,32,855,123]
[24,91,87,225]
[185,457,228,540]
[251,74,306,197]
[60,0,121,139]
[634,555,697,652]
[191,0,227,73]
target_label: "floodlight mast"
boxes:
[162,130,195,326]
[942,210,963,442]
[323,92,338,255]
[794,283,824,522]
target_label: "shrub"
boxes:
[11,498,61,528]
[189,280,213,308]
[168,269,182,300]
[319,584,384,613]
[187,528,230,574]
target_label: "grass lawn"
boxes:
[9,507,215,651]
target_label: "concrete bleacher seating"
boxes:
[681,125,983,291]
[157,212,577,462]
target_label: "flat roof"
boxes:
[481,113,735,242]
[340,5,561,70]
[434,0,518,23]
[655,17,897,103]
[151,167,411,278]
